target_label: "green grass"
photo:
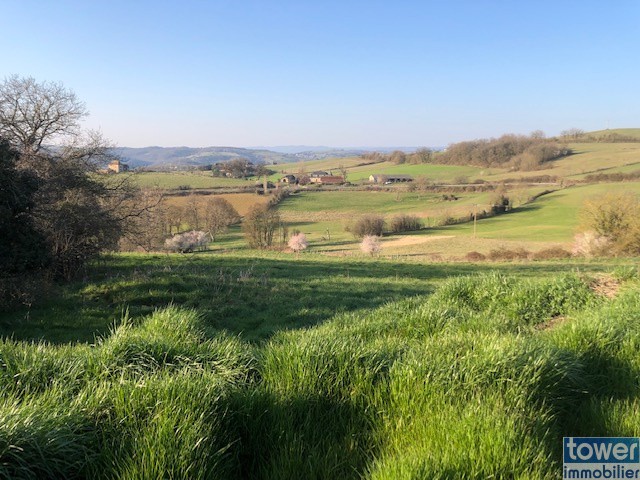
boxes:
[344,161,487,182]
[2,259,640,478]
[482,142,640,181]
[277,188,544,225]
[437,181,640,242]
[132,171,254,189]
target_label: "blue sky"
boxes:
[2,1,639,148]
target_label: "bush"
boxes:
[164,231,208,253]
[465,251,486,261]
[487,248,530,261]
[490,192,511,214]
[360,235,381,256]
[390,214,422,233]
[349,215,385,239]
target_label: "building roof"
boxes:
[317,176,344,184]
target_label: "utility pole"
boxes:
[473,204,477,238]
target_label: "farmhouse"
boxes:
[369,174,413,184]
[310,175,344,185]
[280,174,298,184]
[310,171,330,178]
[107,159,129,173]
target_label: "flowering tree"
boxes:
[572,231,609,257]
[164,231,208,253]
[288,233,308,253]
[360,235,381,256]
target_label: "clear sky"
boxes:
[2,1,639,148]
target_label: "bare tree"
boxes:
[389,150,406,164]
[0,75,156,280]
[560,128,585,141]
[242,204,282,248]
[530,130,546,139]
[0,75,87,155]
[338,164,348,182]
[414,147,433,164]
[203,197,240,241]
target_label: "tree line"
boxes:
[438,133,571,170]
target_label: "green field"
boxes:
[484,142,640,181]
[132,171,253,189]
[1,253,639,478]
[270,183,640,257]
[345,161,487,182]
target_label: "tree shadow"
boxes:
[0,253,623,344]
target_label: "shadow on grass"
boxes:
[228,390,376,479]
[0,252,626,344]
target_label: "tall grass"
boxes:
[1,272,639,478]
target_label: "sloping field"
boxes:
[163,192,270,216]
[278,188,545,219]
[345,161,488,182]
[485,142,640,181]
[132,171,251,189]
[587,128,640,139]
[274,182,640,257]
[443,181,640,242]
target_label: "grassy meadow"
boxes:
[272,182,640,257]
[132,171,253,189]
[1,252,639,478]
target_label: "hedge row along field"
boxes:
[1,273,639,479]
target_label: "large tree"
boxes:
[0,140,48,274]
[0,75,150,280]
[0,75,87,155]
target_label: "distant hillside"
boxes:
[112,146,370,169]
[112,146,294,169]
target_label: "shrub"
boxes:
[349,215,384,238]
[487,248,530,261]
[360,235,381,256]
[465,251,486,261]
[390,214,422,233]
[164,231,208,253]
[580,193,637,238]
[288,233,308,253]
[578,192,640,256]
[490,192,511,214]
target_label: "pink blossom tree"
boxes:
[360,235,381,256]
[288,232,309,254]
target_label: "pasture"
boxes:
[132,171,252,189]
[1,252,639,478]
[272,182,640,257]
